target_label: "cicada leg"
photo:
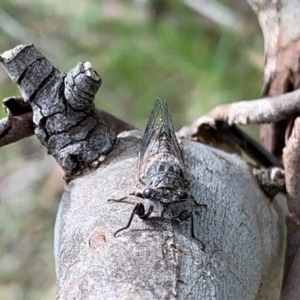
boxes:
[175,210,205,252]
[114,203,154,237]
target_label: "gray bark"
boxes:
[0,45,116,180]
[55,130,287,299]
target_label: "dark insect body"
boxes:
[111,99,202,238]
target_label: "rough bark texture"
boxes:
[280,118,300,299]
[0,45,116,179]
[0,101,134,148]
[55,131,286,299]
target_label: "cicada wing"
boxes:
[138,98,186,181]
[138,99,161,179]
[159,99,185,172]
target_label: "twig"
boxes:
[194,89,300,126]
[96,110,135,134]
[0,95,134,148]
[0,112,34,147]
[0,109,134,148]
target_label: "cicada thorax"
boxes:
[141,153,185,188]
[138,132,188,204]
[140,129,183,182]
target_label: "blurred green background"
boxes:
[0,0,263,299]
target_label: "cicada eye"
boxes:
[177,190,188,199]
[143,188,155,199]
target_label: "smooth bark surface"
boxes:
[55,131,286,299]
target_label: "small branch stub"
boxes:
[0,44,116,179]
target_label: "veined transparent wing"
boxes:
[138,98,186,181]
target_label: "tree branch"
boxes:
[281,118,300,299]
[95,110,135,134]
[0,112,34,147]
[191,89,300,127]
[0,44,117,180]
[0,109,135,148]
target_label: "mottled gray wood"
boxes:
[0,45,116,179]
[55,130,286,300]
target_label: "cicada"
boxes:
[112,99,201,236]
